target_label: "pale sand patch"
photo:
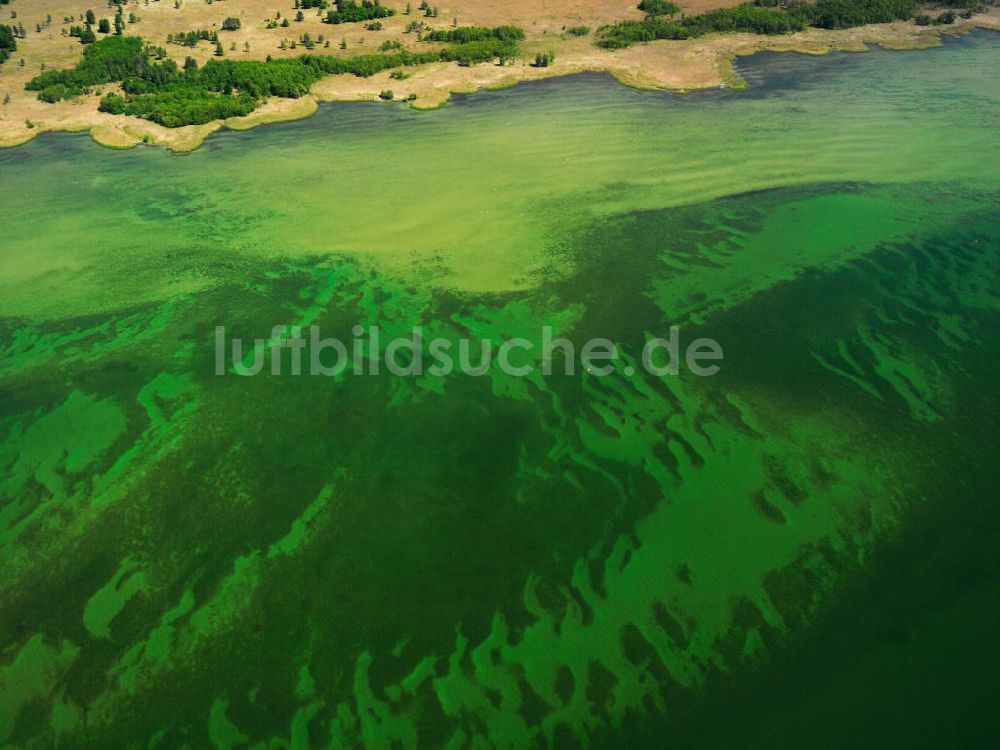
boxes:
[0,0,996,151]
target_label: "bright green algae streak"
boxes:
[0,33,999,749]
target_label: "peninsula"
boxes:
[0,0,997,151]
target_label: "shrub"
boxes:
[38,83,72,102]
[98,91,126,113]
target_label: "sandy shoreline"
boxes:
[0,8,997,153]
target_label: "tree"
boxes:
[215,40,224,55]
[533,50,555,67]
[98,18,111,33]
[85,9,96,25]
[0,20,17,60]
[114,12,123,34]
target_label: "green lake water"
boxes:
[0,31,998,749]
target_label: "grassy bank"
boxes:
[26,30,521,127]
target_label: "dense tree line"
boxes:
[784,0,916,29]
[99,88,257,125]
[438,38,518,65]
[325,1,395,24]
[599,0,918,46]
[0,24,15,66]
[421,25,524,43]
[598,5,805,47]
[27,34,521,126]
[638,0,681,16]
[168,30,219,47]
[419,26,523,63]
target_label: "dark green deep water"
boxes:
[0,32,998,749]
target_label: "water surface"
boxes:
[0,32,998,749]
